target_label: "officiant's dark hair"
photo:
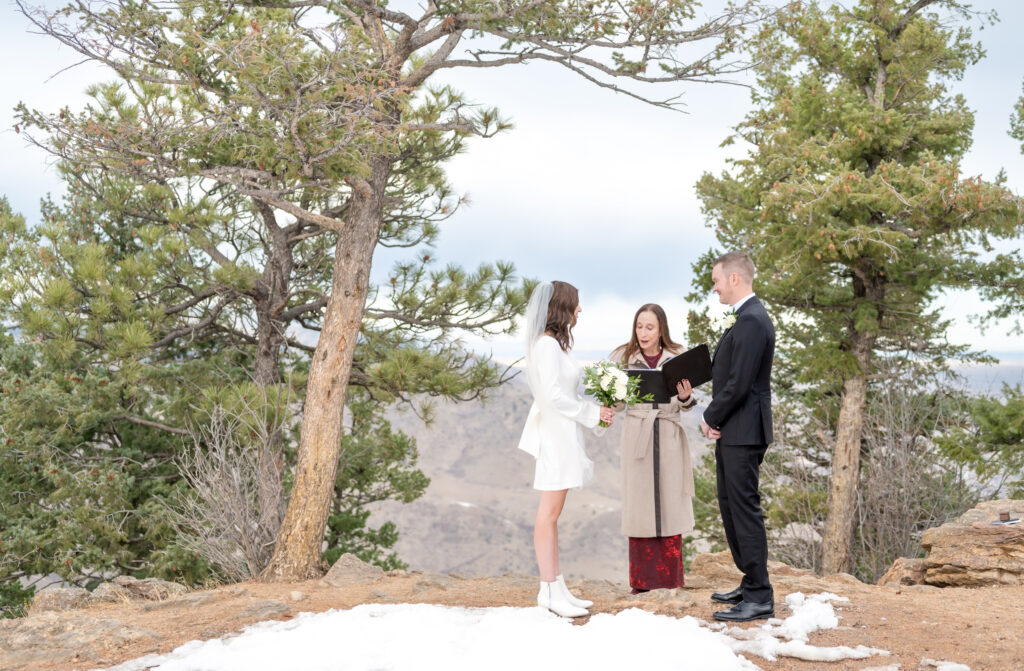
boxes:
[546,281,579,352]
[617,303,682,364]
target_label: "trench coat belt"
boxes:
[624,405,681,459]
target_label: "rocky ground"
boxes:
[3,550,1023,671]
[6,479,1022,671]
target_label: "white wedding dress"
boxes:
[518,335,602,490]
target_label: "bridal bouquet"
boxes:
[582,362,651,427]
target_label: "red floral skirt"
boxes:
[628,535,684,591]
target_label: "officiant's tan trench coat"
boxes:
[609,346,696,538]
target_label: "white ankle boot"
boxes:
[556,574,593,608]
[537,580,589,618]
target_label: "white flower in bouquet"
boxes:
[582,361,650,427]
[612,372,627,399]
[600,368,615,389]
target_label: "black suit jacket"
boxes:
[704,296,774,446]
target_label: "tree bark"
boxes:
[821,267,881,574]
[821,363,868,575]
[251,201,294,564]
[253,200,293,387]
[260,157,390,581]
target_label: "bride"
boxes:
[517,281,614,618]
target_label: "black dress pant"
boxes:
[715,441,772,603]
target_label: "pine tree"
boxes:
[692,0,1024,573]
[16,0,765,580]
[1012,83,1024,154]
[3,27,524,586]
[941,385,1024,500]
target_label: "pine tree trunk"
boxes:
[821,373,865,574]
[260,158,390,581]
[821,331,875,575]
[251,206,293,567]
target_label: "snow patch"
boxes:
[922,659,972,671]
[721,593,888,663]
[94,592,895,671]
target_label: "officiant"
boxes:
[609,304,697,593]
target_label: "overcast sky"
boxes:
[2,1,1022,361]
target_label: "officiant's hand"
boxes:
[701,420,721,440]
[600,407,615,426]
[676,379,692,403]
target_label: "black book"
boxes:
[624,344,713,404]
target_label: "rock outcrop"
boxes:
[112,575,189,600]
[28,586,92,614]
[879,498,1024,588]
[0,611,159,666]
[322,552,386,588]
[29,576,189,615]
[876,558,928,587]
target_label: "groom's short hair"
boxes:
[714,252,755,284]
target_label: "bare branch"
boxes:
[113,414,189,436]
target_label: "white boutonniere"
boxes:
[722,313,737,329]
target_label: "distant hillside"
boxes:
[371,377,711,581]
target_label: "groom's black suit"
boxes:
[704,295,774,604]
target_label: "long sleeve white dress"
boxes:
[517,335,602,490]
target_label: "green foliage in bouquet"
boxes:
[583,362,653,426]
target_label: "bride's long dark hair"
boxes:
[615,303,682,363]
[545,281,579,352]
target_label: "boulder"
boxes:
[882,499,1024,588]
[682,574,712,590]
[112,575,188,600]
[90,582,133,603]
[690,551,743,582]
[919,499,1024,587]
[877,557,928,587]
[322,553,385,588]
[29,586,91,614]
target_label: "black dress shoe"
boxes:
[710,586,743,604]
[713,600,775,622]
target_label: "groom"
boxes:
[700,252,775,622]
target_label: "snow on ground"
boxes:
[714,593,891,662]
[95,593,902,671]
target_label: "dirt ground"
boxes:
[14,566,1024,671]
